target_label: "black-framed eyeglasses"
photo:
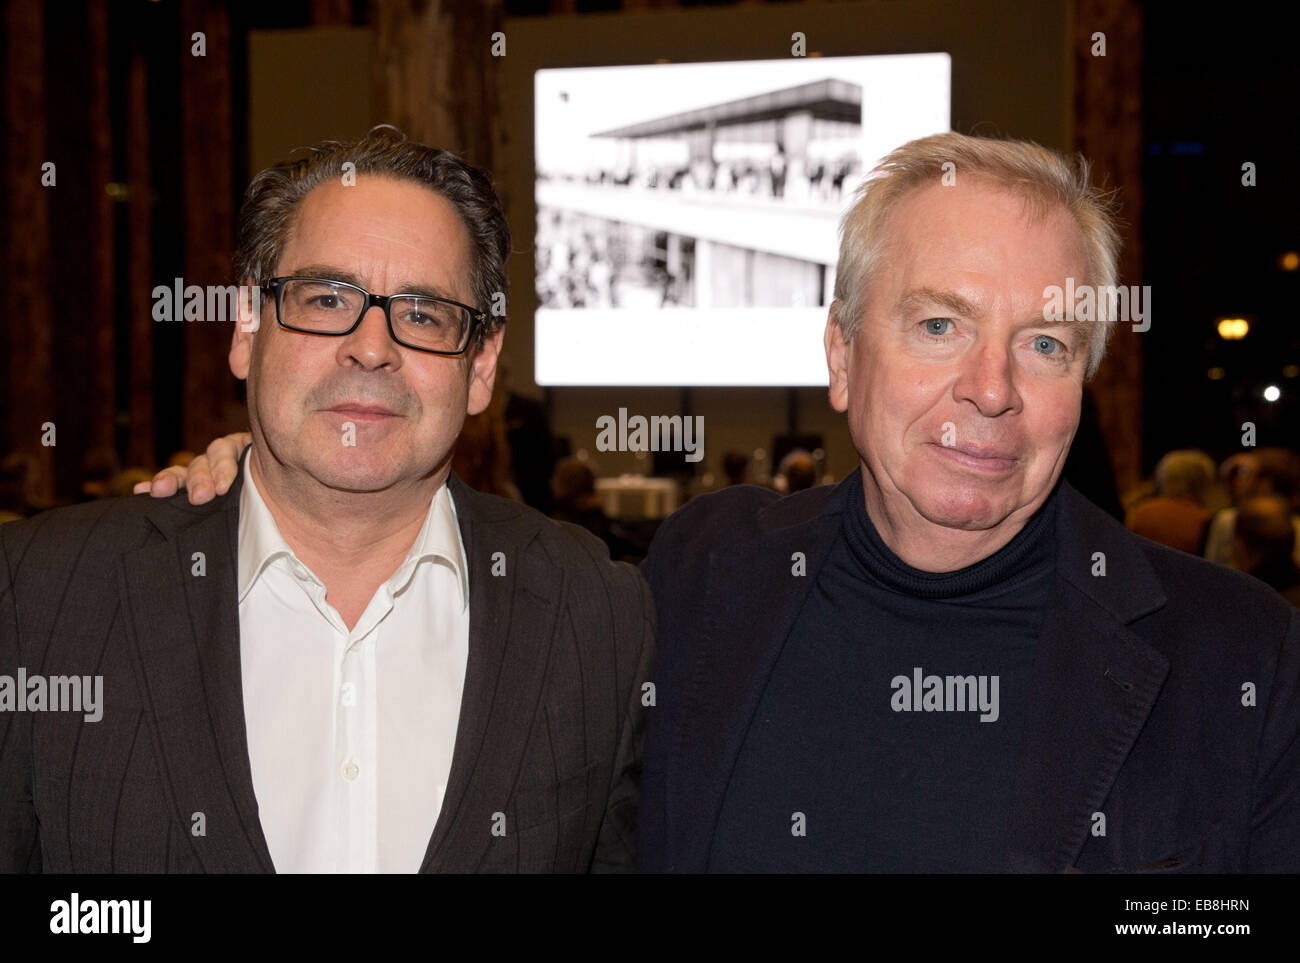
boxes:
[261,276,486,356]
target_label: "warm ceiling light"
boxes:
[1281,251,1300,271]
[1207,367,1226,380]
[1217,317,1249,340]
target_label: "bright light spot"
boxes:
[1264,385,1281,402]
[1217,317,1249,340]
[1282,251,1300,272]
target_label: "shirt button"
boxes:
[342,761,359,781]
[340,682,356,707]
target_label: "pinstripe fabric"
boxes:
[0,463,653,873]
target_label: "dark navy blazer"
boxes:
[637,471,1300,873]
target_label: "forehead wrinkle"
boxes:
[358,230,425,253]
[282,181,472,290]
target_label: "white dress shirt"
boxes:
[236,457,469,873]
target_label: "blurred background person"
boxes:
[1124,449,1218,554]
[550,456,634,561]
[0,453,45,523]
[451,378,521,501]
[1204,447,1300,569]
[1220,452,1260,505]
[774,448,818,495]
[499,355,557,514]
[721,451,749,487]
[1234,494,1300,605]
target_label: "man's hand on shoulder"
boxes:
[132,431,251,504]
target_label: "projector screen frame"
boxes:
[501,0,1071,394]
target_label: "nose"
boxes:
[337,303,401,371]
[952,339,1021,418]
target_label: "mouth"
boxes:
[324,403,400,421]
[926,441,1018,473]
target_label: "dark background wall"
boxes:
[3,0,1295,506]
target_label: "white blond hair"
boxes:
[833,132,1123,379]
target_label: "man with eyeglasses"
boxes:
[0,127,653,874]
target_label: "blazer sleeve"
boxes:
[590,565,656,873]
[0,524,42,872]
[1248,605,1300,872]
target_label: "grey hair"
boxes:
[1154,449,1217,502]
[832,132,1122,379]
[234,125,510,345]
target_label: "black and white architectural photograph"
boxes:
[534,55,951,385]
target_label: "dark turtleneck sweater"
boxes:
[709,470,1060,872]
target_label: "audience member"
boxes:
[550,456,631,560]
[775,448,818,494]
[1235,494,1300,605]
[721,451,749,487]
[1205,447,1300,568]
[1125,449,1216,554]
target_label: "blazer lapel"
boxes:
[670,481,849,871]
[419,475,561,872]
[117,453,274,873]
[1001,482,1170,871]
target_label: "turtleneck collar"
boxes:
[844,468,1060,600]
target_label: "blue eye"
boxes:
[1032,334,1064,355]
[922,318,953,337]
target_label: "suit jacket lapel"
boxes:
[667,475,1173,873]
[1001,482,1169,871]
[117,451,274,873]
[420,474,561,872]
[670,480,850,871]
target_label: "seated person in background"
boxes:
[550,456,633,561]
[1204,447,1300,569]
[774,448,819,495]
[1124,449,1216,555]
[1236,494,1300,606]
[721,451,749,487]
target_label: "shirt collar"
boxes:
[237,454,468,611]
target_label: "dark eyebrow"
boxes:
[894,288,981,318]
[287,265,465,303]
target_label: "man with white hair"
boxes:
[148,132,1300,874]
[634,132,1299,872]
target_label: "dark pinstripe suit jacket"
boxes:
[0,457,654,873]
